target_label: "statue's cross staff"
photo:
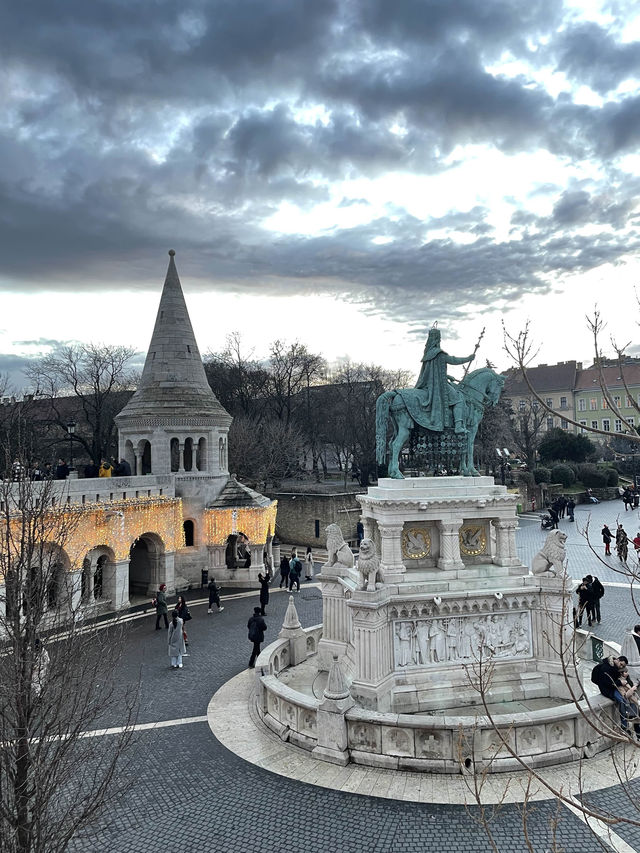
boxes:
[462,327,485,380]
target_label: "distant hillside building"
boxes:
[574,361,640,435]
[502,361,580,433]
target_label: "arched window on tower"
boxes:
[196,437,207,471]
[183,520,195,547]
[184,438,193,472]
[170,438,180,472]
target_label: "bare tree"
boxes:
[24,344,136,467]
[204,332,270,420]
[228,415,303,487]
[267,341,326,427]
[0,451,137,853]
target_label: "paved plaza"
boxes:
[70,497,640,853]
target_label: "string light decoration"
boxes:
[3,496,185,569]
[203,503,277,546]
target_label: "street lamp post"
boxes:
[66,421,76,472]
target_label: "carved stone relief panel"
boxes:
[300,709,317,735]
[381,726,415,757]
[516,725,546,756]
[415,729,453,760]
[459,523,488,557]
[282,701,298,728]
[401,526,432,560]
[547,721,573,752]
[348,721,382,753]
[393,611,532,669]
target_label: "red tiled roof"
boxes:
[502,362,578,396]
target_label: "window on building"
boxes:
[578,399,586,411]
[602,419,610,432]
[615,420,622,432]
[626,395,633,408]
[591,420,598,430]
[560,396,567,409]
[614,396,621,407]
[590,398,597,410]
[628,417,635,427]
[545,398,553,407]
[546,417,554,430]
[532,400,539,410]
[561,419,568,429]
[518,399,526,411]
[602,398,608,409]
[579,420,587,433]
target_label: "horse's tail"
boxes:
[376,391,394,464]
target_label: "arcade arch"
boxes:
[81,546,114,602]
[129,532,166,598]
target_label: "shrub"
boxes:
[604,468,619,487]
[533,466,551,484]
[551,464,575,488]
[577,463,607,488]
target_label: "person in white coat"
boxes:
[168,610,186,669]
[304,546,314,581]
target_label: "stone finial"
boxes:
[282,595,301,630]
[168,248,176,256]
[323,654,350,701]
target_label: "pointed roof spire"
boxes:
[116,250,231,425]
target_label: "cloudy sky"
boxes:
[2,0,640,391]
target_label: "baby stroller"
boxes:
[540,513,554,530]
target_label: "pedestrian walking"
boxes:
[153,583,169,630]
[279,554,290,589]
[168,610,186,669]
[602,524,612,556]
[304,545,314,581]
[557,496,567,519]
[176,595,192,645]
[567,498,575,522]
[591,575,605,624]
[258,568,271,615]
[288,550,301,593]
[207,578,224,613]
[247,606,267,668]
[616,524,629,562]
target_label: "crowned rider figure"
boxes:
[414,327,475,434]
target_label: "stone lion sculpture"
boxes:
[531,529,567,577]
[325,523,355,568]
[357,538,384,591]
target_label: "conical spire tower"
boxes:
[115,250,231,481]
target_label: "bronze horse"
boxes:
[375,367,504,478]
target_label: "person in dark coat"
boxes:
[591,575,605,624]
[279,555,290,589]
[114,458,132,476]
[591,655,639,734]
[248,607,267,668]
[566,498,575,522]
[153,583,169,630]
[602,524,612,556]
[288,551,302,593]
[207,578,224,614]
[258,569,271,615]
[616,525,629,562]
[576,576,594,627]
[176,595,192,645]
[55,458,69,480]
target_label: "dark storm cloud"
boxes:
[556,22,640,95]
[1,0,639,332]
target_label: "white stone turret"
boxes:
[115,250,232,504]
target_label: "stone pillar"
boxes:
[318,578,350,669]
[272,541,281,574]
[134,451,142,476]
[362,517,374,540]
[313,655,355,766]
[492,519,520,566]
[437,520,464,570]
[104,559,130,611]
[378,523,405,583]
[68,569,83,615]
[178,442,185,473]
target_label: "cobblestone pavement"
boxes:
[70,507,640,853]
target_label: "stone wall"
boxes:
[266,490,361,547]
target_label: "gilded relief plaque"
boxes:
[401,526,431,559]
[459,525,487,556]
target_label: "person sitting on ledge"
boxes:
[591,655,640,737]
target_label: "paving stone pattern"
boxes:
[69,531,640,853]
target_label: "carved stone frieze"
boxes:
[393,611,532,668]
[401,526,432,559]
[459,524,487,556]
